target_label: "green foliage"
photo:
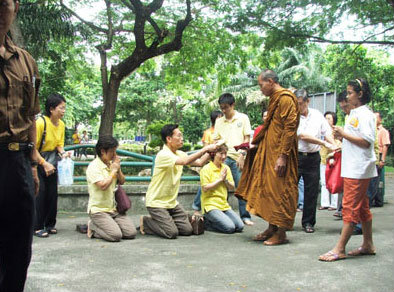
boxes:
[322,45,394,130]
[219,0,394,49]
[16,0,76,59]
[146,120,168,148]
[180,143,192,152]
[193,144,203,150]
[119,143,158,155]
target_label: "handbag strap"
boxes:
[38,116,47,153]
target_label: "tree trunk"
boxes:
[99,77,121,137]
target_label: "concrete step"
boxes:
[58,184,240,213]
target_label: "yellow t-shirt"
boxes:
[145,144,188,209]
[200,161,234,214]
[213,111,251,160]
[86,157,117,214]
[72,133,80,144]
[202,127,215,145]
[36,116,65,152]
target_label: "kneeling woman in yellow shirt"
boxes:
[86,136,137,242]
[200,144,244,233]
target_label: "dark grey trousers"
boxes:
[143,204,192,239]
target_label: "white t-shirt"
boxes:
[341,105,377,179]
[297,108,332,153]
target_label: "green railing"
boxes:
[64,144,200,182]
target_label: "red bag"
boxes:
[115,185,131,214]
[325,151,344,194]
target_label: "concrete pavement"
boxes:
[25,175,394,292]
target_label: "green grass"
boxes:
[385,166,393,173]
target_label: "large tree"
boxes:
[217,0,394,49]
[60,0,192,136]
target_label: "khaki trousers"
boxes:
[89,212,137,242]
[143,204,192,239]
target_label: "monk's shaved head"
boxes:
[259,69,279,83]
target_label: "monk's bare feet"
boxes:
[253,224,277,241]
[263,228,289,246]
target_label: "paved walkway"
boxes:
[26,175,394,292]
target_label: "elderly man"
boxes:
[295,89,336,233]
[236,69,299,245]
[0,0,41,291]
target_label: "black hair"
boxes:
[218,93,235,106]
[210,110,223,126]
[294,89,308,101]
[260,69,279,83]
[161,124,179,143]
[324,111,337,125]
[336,90,347,103]
[348,78,372,105]
[45,93,66,117]
[95,136,118,158]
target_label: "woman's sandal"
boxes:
[34,230,49,238]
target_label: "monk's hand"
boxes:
[274,154,287,177]
[236,155,245,171]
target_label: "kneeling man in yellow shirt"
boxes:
[141,124,217,239]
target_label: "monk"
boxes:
[236,69,300,245]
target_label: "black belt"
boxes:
[0,142,33,152]
[298,151,319,156]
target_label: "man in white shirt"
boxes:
[295,89,336,233]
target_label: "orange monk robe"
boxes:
[236,88,300,230]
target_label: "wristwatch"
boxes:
[31,160,38,167]
[240,151,247,156]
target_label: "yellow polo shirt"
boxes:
[36,116,65,152]
[202,127,215,145]
[145,144,188,209]
[213,111,251,160]
[200,161,234,214]
[86,157,117,214]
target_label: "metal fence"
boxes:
[64,144,200,182]
[308,91,337,114]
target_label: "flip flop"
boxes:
[348,247,376,256]
[319,251,346,262]
[46,228,57,234]
[34,230,49,238]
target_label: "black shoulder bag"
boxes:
[38,116,61,168]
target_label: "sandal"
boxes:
[46,228,57,234]
[319,251,346,262]
[303,224,315,233]
[34,230,49,238]
[348,246,376,256]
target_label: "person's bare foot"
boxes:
[139,216,145,235]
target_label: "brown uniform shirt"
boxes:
[0,36,40,143]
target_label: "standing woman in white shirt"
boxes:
[319,78,377,262]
